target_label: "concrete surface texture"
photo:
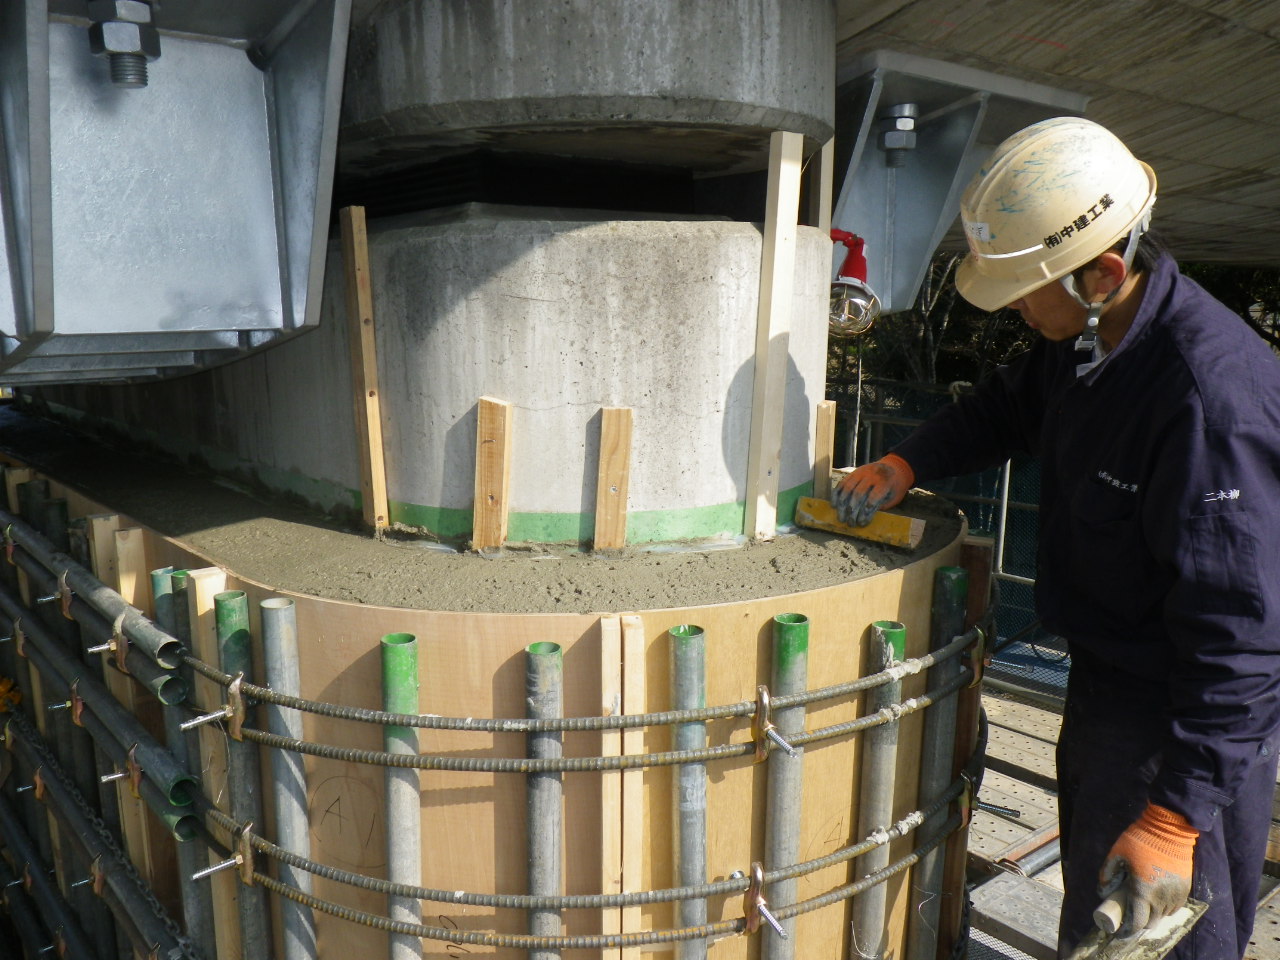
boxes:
[352,205,831,543]
[340,0,836,173]
[34,205,831,546]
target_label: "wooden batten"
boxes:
[809,137,835,233]
[620,615,645,959]
[814,399,837,497]
[341,205,390,534]
[0,449,970,959]
[4,465,33,513]
[473,396,514,550]
[184,567,242,960]
[594,407,633,551]
[745,130,804,540]
[87,516,156,899]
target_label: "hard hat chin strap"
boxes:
[1065,208,1153,353]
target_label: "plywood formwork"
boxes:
[0,453,969,959]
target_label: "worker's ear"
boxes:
[1087,251,1128,302]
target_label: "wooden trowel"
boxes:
[793,496,925,550]
[1065,890,1208,960]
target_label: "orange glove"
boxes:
[831,454,914,526]
[1099,803,1197,938]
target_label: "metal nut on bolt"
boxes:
[87,1,161,89]
[879,103,919,167]
[87,0,154,23]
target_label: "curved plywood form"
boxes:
[11,455,968,958]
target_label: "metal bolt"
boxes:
[879,103,919,168]
[87,0,160,89]
[180,707,230,733]
[765,728,798,759]
[192,857,240,883]
[100,771,127,784]
[758,903,788,939]
[47,701,71,712]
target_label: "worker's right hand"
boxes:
[831,453,914,527]
[1099,802,1197,939]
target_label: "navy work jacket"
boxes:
[895,254,1280,832]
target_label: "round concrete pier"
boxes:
[342,0,835,173]
[337,205,831,543]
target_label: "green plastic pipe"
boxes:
[906,567,969,960]
[852,620,906,959]
[764,613,808,960]
[382,632,422,960]
[152,567,215,960]
[670,624,708,960]
[215,590,269,960]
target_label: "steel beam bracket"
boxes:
[965,627,987,688]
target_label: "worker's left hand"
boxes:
[831,453,914,526]
[1099,802,1198,938]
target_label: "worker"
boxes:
[833,117,1280,960]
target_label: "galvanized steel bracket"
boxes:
[227,673,246,741]
[57,570,73,621]
[237,822,256,886]
[742,861,786,938]
[753,686,773,763]
[69,680,85,728]
[127,744,143,800]
[959,772,976,828]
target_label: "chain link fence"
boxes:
[828,375,1068,701]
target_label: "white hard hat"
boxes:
[955,117,1157,311]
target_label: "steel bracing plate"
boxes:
[0,0,350,384]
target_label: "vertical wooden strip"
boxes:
[340,205,390,534]
[4,466,33,513]
[186,567,241,960]
[814,399,837,498]
[939,536,997,960]
[111,525,181,928]
[809,137,835,233]
[473,396,514,550]
[745,130,804,540]
[88,518,154,890]
[620,615,646,959]
[594,407,634,551]
[599,616,624,960]
[113,528,149,609]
